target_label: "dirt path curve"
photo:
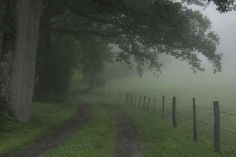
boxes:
[6,101,90,157]
[113,108,142,157]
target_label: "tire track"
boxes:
[113,109,142,157]
[5,101,89,157]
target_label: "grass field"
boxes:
[0,102,75,156]
[94,92,236,156]
[101,76,236,155]
[117,97,229,157]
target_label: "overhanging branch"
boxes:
[64,0,127,28]
[50,28,122,38]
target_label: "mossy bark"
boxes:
[0,0,42,122]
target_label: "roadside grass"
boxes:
[39,94,116,157]
[0,102,75,156]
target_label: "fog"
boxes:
[108,4,236,91]
[205,5,236,72]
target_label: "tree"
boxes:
[77,35,112,89]
[1,0,233,122]
[35,34,78,101]
[0,0,42,122]
[58,0,222,74]
[34,0,68,101]
[38,0,234,93]
[182,0,236,12]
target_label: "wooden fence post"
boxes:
[193,98,198,141]
[119,90,122,100]
[126,93,129,103]
[153,97,156,109]
[162,96,165,119]
[142,96,146,109]
[108,86,111,95]
[172,97,177,128]
[139,96,142,107]
[213,101,221,153]
[146,98,150,110]
[130,92,133,104]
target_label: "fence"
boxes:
[96,87,236,153]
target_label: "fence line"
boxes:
[96,87,236,152]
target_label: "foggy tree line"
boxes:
[0,0,234,122]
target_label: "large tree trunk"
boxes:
[9,0,42,122]
[0,0,42,122]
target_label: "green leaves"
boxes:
[181,0,236,12]
[49,0,223,75]
[0,1,6,32]
[77,35,112,87]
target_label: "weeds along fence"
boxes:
[96,86,236,153]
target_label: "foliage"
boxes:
[34,0,230,100]
[50,0,223,75]
[0,1,5,32]
[35,34,79,101]
[36,0,235,99]
[77,35,112,87]
[35,33,112,99]
[182,0,236,12]
[0,110,12,129]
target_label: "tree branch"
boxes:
[50,28,122,38]
[64,0,127,28]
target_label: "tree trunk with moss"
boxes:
[0,0,16,114]
[0,0,42,122]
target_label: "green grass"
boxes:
[0,102,75,156]
[39,94,116,157]
[120,101,236,157]
[127,88,236,151]
[90,92,236,157]
[1,82,234,157]
[104,78,236,150]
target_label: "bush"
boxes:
[0,97,13,130]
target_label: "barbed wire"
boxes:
[220,111,236,117]
[100,88,236,148]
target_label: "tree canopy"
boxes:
[49,0,222,74]
[0,0,234,121]
[182,0,236,12]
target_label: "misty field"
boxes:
[103,76,236,154]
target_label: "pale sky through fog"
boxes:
[116,4,236,89]
[202,4,236,71]
[156,4,236,79]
